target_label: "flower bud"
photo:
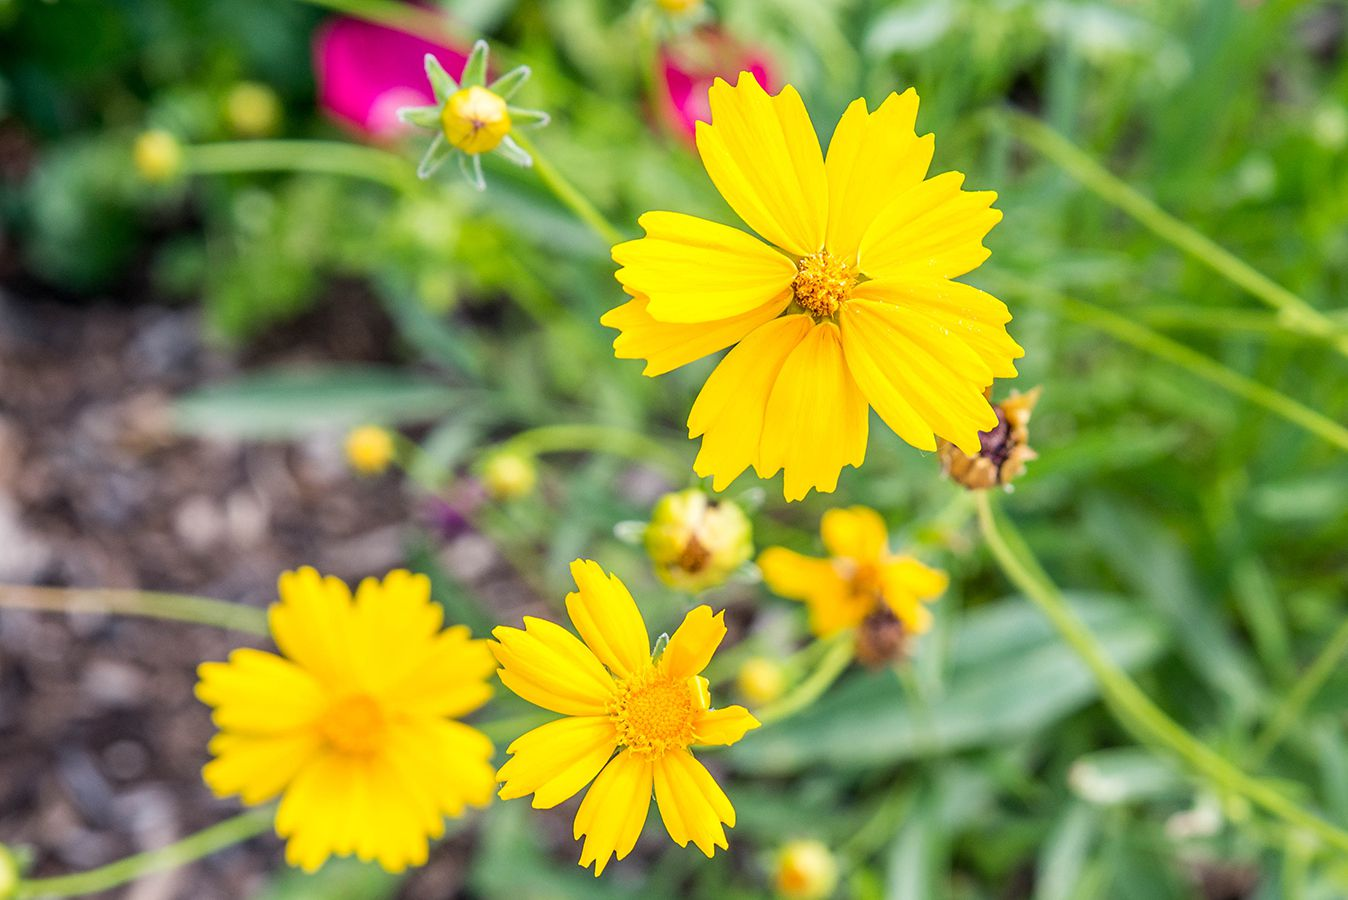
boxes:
[225,81,283,137]
[774,839,838,899]
[482,451,537,500]
[938,387,1041,490]
[441,86,511,154]
[344,425,396,475]
[657,0,703,14]
[133,129,183,183]
[644,489,752,592]
[736,656,785,706]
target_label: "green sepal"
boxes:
[416,134,452,179]
[461,40,489,89]
[424,54,457,104]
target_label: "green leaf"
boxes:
[733,594,1169,774]
[173,366,465,439]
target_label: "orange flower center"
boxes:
[610,672,696,758]
[792,250,855,318]
[319,693,387,756]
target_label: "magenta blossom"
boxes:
[656,28,778,144]
[314,15,469,140]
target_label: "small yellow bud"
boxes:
[657,0,703,14]
[644,489,752,592]
[344,425,396,475]
[775,839,839,900]
[736,657,785,706]
[225,81,282,137]
[482,451,537,500]
[133,129,182,182]
[441,86,511,154]
[0,844,17,899]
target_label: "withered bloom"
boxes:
[938,387,1041,490]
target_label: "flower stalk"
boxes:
[182,140,418,192]
[0,585,267,635]
[14,810,272,899]
[975,491,1348,854]
[754,636,854,726]
[509,132,625,246]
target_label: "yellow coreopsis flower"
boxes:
[491,559,760,875]
[759,507,947,643]
[196,568,497,873]
[603,73,1023,501]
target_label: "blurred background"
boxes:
[1,0,1347,896]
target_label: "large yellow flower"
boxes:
[491,559,760,875]
[759,506,947,640]
[603,73,1023,501]
[196,568,497,873]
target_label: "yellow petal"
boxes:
[381,627,495,719]
[839,296,997,454]
[491,618,616,716]
[820,506,889,562]
[653,749,734,857]
[856,171,1001,280]
[275,752,355,873]
[599,291,789,377]
[883,556,950,601]
[855,277,1023,378]
[662,605,726,679]
[574,750,654,876]
[688,314,813,492]
[203,730,322,805]
[269,566,357,687]
[757,547,841,601]
[195,648,326,734]
[565,559,650,680]
[805,590,873,638]
[498,715,618,809]
[612,211,796,323]
[385,717,496,819]
[346,569,442,690]
[695,72,828,257]
[693,706,761,746]
[758,320,869,502]
[824,90,934,263]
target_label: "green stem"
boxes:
[183,141,418,192]
[975,492,1348,853]
[15,810,272,898]
[755,636,854,725]
[496,424,687,478]
[1249,616,1348,766]
[511,133,625,247]
[1001,281,1348,454]
[0,585,268,636]
[999,111,1348,357]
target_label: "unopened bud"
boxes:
[442,86,511,154]
[482,451,537,500]
[775,839,838,899]
[225,81,282,137]
[736,656,785,706]
[644,489,752,592]
[133,129,182,183]
[343,425,395,475]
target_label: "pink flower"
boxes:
[313,15,469,140]
[655,28,778,144]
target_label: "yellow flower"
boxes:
[759,506,947,640]
[196,568,497,873]
[644,488,753,591]
[603,73,1023,501]
[774,839,840,899]
[491,559,760,875]
[736,656,785,706]
[133,129,182,182]
[344,424,395,475]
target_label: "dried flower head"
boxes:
[937,386,1041,490]
[644,488,753,592]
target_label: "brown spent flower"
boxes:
[938,386,1041,490]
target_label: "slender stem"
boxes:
[975,492,1348,853]
[0,586,268,636]
[510,133,625,247]
[755,636,854,725]
[496,424,687,478]
[998,110,1348,357]
[1000,280,1348,454]
[183,141,418,193]
[1249,616,1348,765]
[293,0,467,43]
[15,810,273,898]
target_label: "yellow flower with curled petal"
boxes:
[491,559,760,876]
[603,73,1023,501]
[759,506,947,642]
[196,568,497,873]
